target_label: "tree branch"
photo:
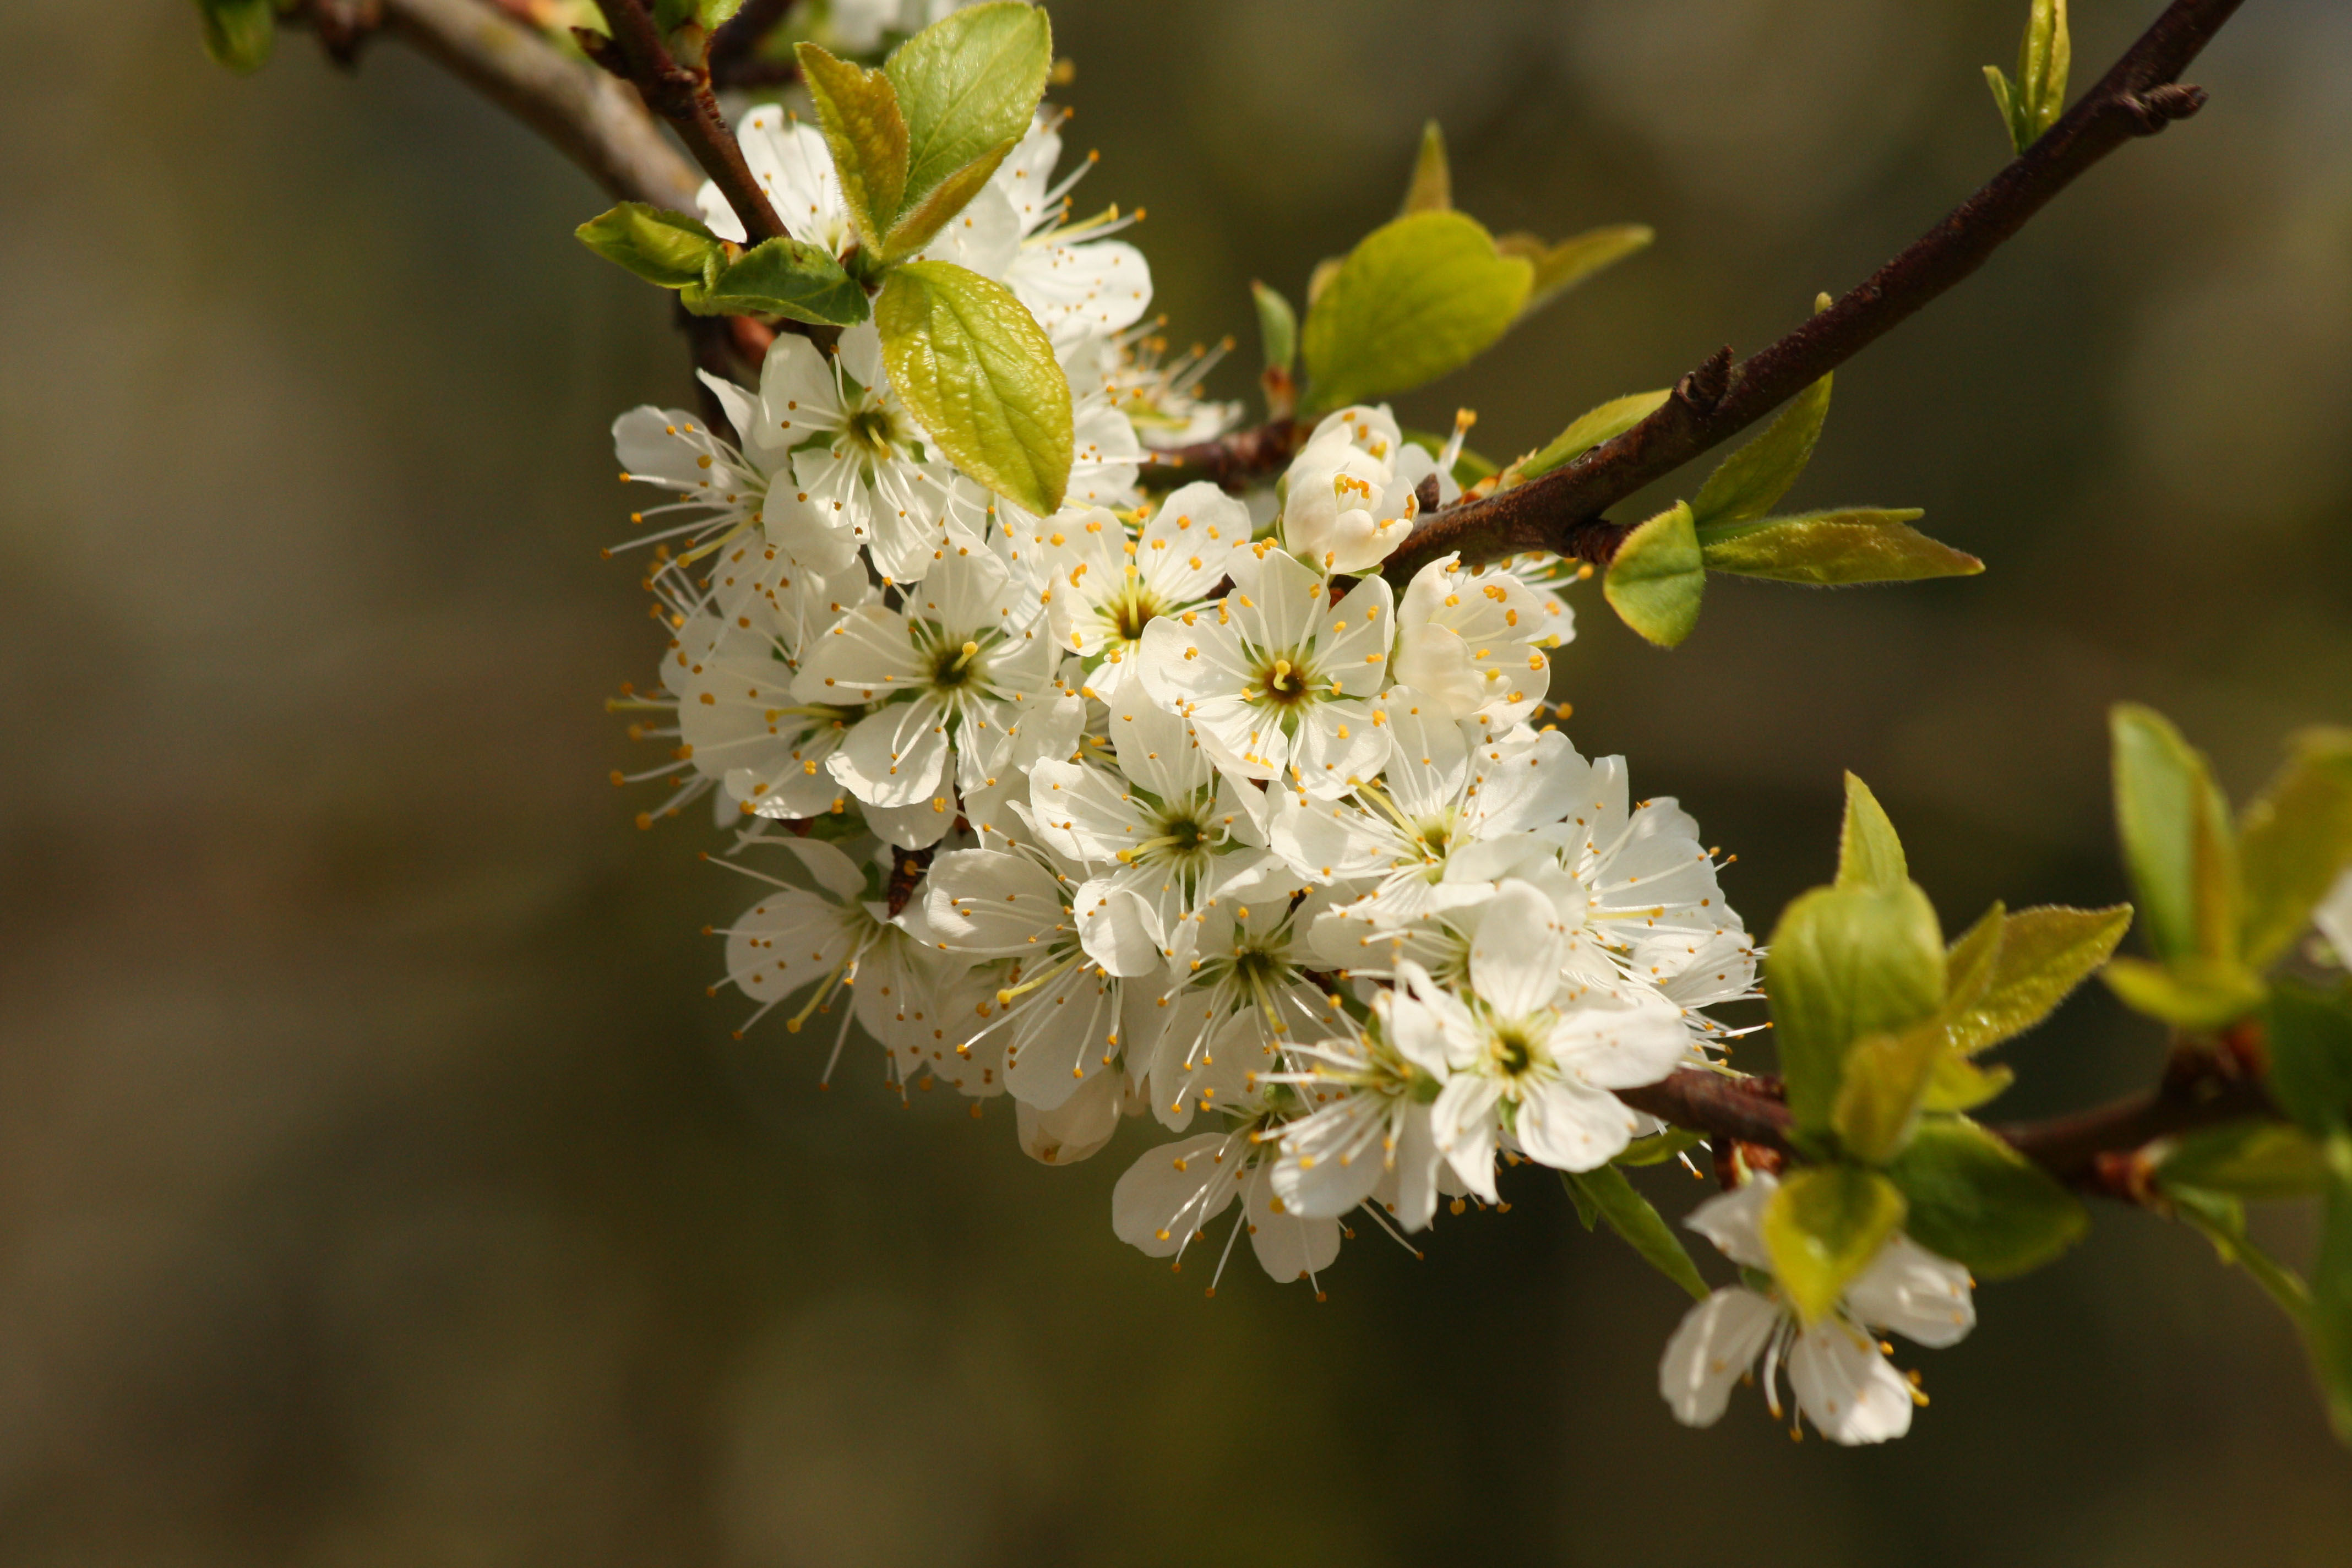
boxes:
[372,0,699,208]
[708,0,801,89]
[585,0,789,242]
[1144,418,1302,493]
[1379,0,2244,582]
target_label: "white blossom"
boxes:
[1659,1172,1974,1445]
[1112,1115,1345,1291]
[1277,405,1448,574]
[1390,552,1572,724]
[1025,484,1245,701]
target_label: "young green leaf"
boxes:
[1562,1167,1711,1300]
[1689,372,1831,528]
[2016,0,2072,145]
[1516,390,1669,482]
[1250,281,1297,376]
[2264,982,2352,1136]
[2155,1121,2331,1201]
[1496,224,1655,318]
[1696,509,1984,585]
[2165,1184,2313,1327]
[198,0,274,73]
[1299,210,1533,412]
[1400,119,1451,214]
[1983,65,2020,149]
[655,0,746,30]
[685,237,869,324]
[1602,502,1705,649]
[1762,1166,1908,1325]
[1836,772,1908,892]
[1613,1128,1709,1168]
[1767,879,1946,1136]
[1919,1054,2016,1113]
[875,260,1072,516]
[2111,704,2241,965]
[575,203,726,290]
[2100,955,2266,1030]
[1887,1115,2088,1279]
[1831,1019,1949,1163]
[2313,1143,2352,1442]
[2237,728,2352,968]
[884,1,1051,233]
[795,43,910,254]
[1942,903,2133,1056]
[883,143,1021,261]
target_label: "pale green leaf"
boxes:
[2018,0,2072,144]
[2238,728,2352,968]
[575,203,725,290]
[1983,65,2019,150]
[1401,119,1450,214]
[2166,1184,2313,1326]
[1517,390,1669,482]
[1497,224,1654,317]
[2315,1141,2352,1442]
[1602,502,1705,649]
[1251,281,1297,375]
[1919,1054,2015,1113]
[198,0,274,73]
[1689,373,1831,528]
[1887,1115,2088,1279]
[1305,256,1343,311]
[2101,954,2267,1030]
[2264,982,2352,1135]
[1831,1019,1949,1163]
[1299,210,1532,412]
[875,260,1072,516]
[1943,903,2133,1056]
[1562,1167,1710,1300]
[2111,704,2240,964]
[1613,1129,1708,1168]
[882,137,1019,260]
[1836,772,1908,892]
[1767,879,1946,1136]
[1762,1166,1908,1325]
[685,237,869,324]
[2156,1121,2331,1201]
[796,43,909,254]
[1697,509,1984,585]
[884,1,1051,229]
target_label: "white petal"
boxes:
[1658,1288,1782,1428]
[1430,1074,1504,1201]
[1512,1078,1641,1172]
[1788,1322,1915,1445]
[1112,1133,1240,1255]
[1073,878,1163,977]
[2316,866,2352,968]
[1469,881,1566,1019]
[1015,1064,1124,1166]
[1843,1235,1977,1348]
[1243,1161,1343,1284]
[827,700,950,808]
[1685,1172,1777,1269]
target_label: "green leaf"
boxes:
[2111,704,2241,965]
[1983,65,2019,149]
[575,203,726,290]
[1767,880,1946,1136]
[1614,1128,1708,1168]
[2101,954,2267,1030]
[1400,119,1450,214]
[655,0,745,31]
[1563,1167,1711,1301]
[1831,1019,1950,1163]
[884,1,1051,233]
[198,0,274,73]
[1920,1054,2016,1113]
[1602,502,1705,649]
[1251,281,1297,376]
[685,237,870,325]
[1887,1115,2088,1279]
[1517,390,1669,482]
[1497,225,1654,317]
[2314,1141,2352,1442]
[1836,772,1908,892]
[1762,1166,1908,1325]
[2166,1184,2313,1327]
[2264,981,2352,1135]
[1697,509,1984,585]
[2156,1121,2331,1201]
[1689,372,1831,528]
[1943,903,2133,1056]
[875,260,1072,516]
[796,43,910,255]
[1562,1168,1598,1229]
[882,140,1020,260]
[1299,210,1533,413]
[2238,728,2352,968]
[2016,0,2072,146]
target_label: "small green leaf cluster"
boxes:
[1250,121,1651,428]
[1761,775,2120,1321]
[1565,323,1980,649]
[194,0,280,73]
[573,3,1075,516]
[1984,0,2072,155]
[2105,709,2352,1439]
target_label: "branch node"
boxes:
[1676,345,1734,413]
[2125,82,2209,133]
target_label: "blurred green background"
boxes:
[2,1,2349,1562]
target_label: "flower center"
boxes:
[925,635,987,692]
[842,402,901,462]
[1488,1021,1540,1079]
[1250,654,1314,708]
[1104,581,1164,643]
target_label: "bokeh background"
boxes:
[3,1,2350,1562]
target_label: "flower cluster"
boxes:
[601,94,1981,1445]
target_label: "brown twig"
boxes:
[708,0,801,89]
[584,0,790,242]
[1142,418,1302,494]
[1376,0,2241,584]
[369,0,699,208]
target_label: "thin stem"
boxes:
[1369,0,2243,579]
[587,0,790,242]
